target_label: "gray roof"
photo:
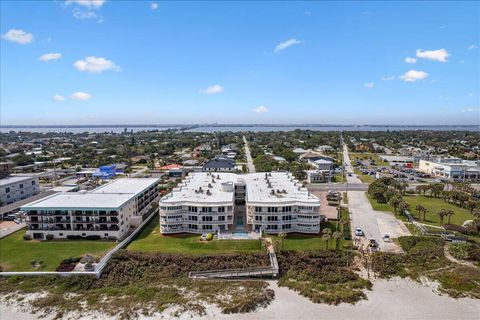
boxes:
[203,158,235,169]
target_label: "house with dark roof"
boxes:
[202,157,236,172]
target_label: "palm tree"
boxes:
[399,201,409,215]
[388,195,402,213]
[332,231,343,250]
[422,208,428,222]
[437,209,447,226]
[322,228,332,249]
[415,204,425,220]
[446,209,455,225]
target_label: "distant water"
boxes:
[0,126,181,134]
[0,125,478,133]
[185,125,480,132]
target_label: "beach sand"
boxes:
[1,277,479,320]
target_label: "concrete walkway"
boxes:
[243,135,256,173]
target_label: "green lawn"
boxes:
[332,172,345,183]
[349,152,384,164]
[369,195,475,227]
[127,219,262,254]
[403,195,475,227]
[354,169,375,184]
[0,229,115,271]
[280,234,348,251]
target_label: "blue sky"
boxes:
[1,1,479,125]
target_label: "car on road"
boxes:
[355,227,364,236]
[383,234,391,242]
[368,238,378,248]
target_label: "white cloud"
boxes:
[468,44,478,50]
[416,48,450,62]
[1,29,33,44]
[364,82,375,89]
[150,2,158,10]
[39,53,62,62]
[52,95,65,102]
[200,84,224,95]
[274,38,302,53]
[404,57,417,64]
[399,70,429,82]
[254,105,268,113]
[461,108,479,113]
[72,8,103,22]
[382,75,396,81]
[70,92,92,100]
[73,56,120,73]
[65,0,105,9]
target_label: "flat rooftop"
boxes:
[92,178,159,195]
[21,178,160,210]
[0,176,36,187]
[161,172,319,205]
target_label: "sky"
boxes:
[1,0,479,125]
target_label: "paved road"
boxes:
[307,183,368,191]
[342,143,410,252]
[243,135,256,173]
[343,144,362,184]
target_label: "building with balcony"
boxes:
[0,176,39,206]
[21,178,160,240]
[159,172,321,234]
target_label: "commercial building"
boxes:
[159,172,321,234]
[306,170,332,183]
[21,178,160,240]
[0,176,39,206]
[379,155,414,167]
[418,157,480,181]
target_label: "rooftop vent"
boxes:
[270,189,275,195]
[206,190,212,196]
[208,183,213,188]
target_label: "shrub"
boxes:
[84,262,94,272]
[67,235,83,240]
[23,234,32,241]
[45,234,54,240]
[85,235,101,240]
[206,233,213,241]
[449,243,472,260]
[56,263,76,272]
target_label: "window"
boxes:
[218,206,225,212]
[19,184,24,189]
[201,207,212,212]
[202,225,213,230]
[282,224,291,230]
[255,216,262,221]
[5,187,10,193]
[267,216,278,221]
[202,216,213,222]
[255,206,262,213]
[32,180,36,185]
[218,215,225,221]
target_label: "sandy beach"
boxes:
[1,277,479,320]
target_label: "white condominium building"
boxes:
[0,176,39,206]
[159,172,321,234]
[21,178,160,240]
